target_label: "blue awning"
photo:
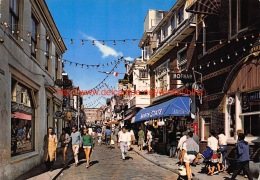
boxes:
[134,96,191,123]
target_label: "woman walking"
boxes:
[59,128,70,165]
[82,128,93,168]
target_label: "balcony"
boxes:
[185,0,221,15]
[148,14,195,65]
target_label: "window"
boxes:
[230,0,248,36]
[204,117,211,140]
[155,60,170,96]
[162,24,168,40]
[55,53,59,80]
[244,115,260,137]
[11,79,35,156]
[171,14,175,31]
[10,0,19,38]
[139,69,148,79]
[177,7,184,25]
[31,15,38,58]
[177,48,187,71]
[45,39,51,72]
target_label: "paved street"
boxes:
[57,144,178,180]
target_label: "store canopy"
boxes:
[134,96,191,123]
[11,112,32,120]
[124,113,134,121]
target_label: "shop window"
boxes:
[230,0,248,37]
[11,79,35,156]
[10,0,19,39]
[244,115,260,137]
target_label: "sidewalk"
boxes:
[16,147,74,180]
[131,145,246,180]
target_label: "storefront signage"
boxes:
[118,79,129,84]
[248,91,260,101]
[55,79,72,87]
[140,108,163,119]
[172,73,193,80]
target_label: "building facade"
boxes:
[0,0,66,179]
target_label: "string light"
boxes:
[123,40,126,44]
[16,30,20,34]
[185,43,187,47]
[133,39,136,43]
[219,40,222,44]
[213,61,216,65]
[207,63,210,67]
[235,52,238,56]
[236,37,239,42]
[220,58,223,63]
[243,47,246,51]
[199,65,202,69]
[70,39,73,44]
[176,43,179,47]
[228,40,230,44]
[102,40,105,45]
[81,40,84,45]
[37,34,40,38]
[194,43,196,47]
[251,34,254,39]
[227,55,230,59]
[202,43,205,47]
[114,40,116,45]
[244,36,246,40]
[27,33,30,37]
[92,40,95,45]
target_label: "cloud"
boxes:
[124,56,134,61]
[82,34,123,58]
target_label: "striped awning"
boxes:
[185,0,221,15]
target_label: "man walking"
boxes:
[105,126,112,145]
[118,126,130,160]
[70,126,82,167]
[230,133,253,180]
[43,127,58,171]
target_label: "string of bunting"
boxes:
[1,21,258,46]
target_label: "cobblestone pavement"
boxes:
[57,144,178,180]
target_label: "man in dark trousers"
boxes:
[230,133,253,180]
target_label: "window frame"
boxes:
[9,0,19,38]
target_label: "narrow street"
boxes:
[57,144,178,180]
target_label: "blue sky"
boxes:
[46,0,176,107]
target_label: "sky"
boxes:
[46,0,176,108]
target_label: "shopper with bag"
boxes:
[179,131,199,180]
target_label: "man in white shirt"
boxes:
[118,126,130,160]
[207,130,218,151]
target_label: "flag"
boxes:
[113,72,118,77]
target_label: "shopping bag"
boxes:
[110,139,115,145]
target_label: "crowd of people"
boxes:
[42,124,254,180]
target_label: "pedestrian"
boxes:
[138,127,145,151]
[126,128,132,150]
[105,126,112,145]
[207,130,219,175]
[82,128,93,168]
[179,131,199,180]
[113,125,119,144]
[59,128,70,165]
[190,128,200,165]
[118,126,130,160]
[43,127,58,171]
[177,131,188,162]
[218,129,228,171]
[168,130,176,158]
[130,128,136,145]
[97,126,102,145]
[146,129,153,154]
[70,126,82,167]
[230,133,253,180]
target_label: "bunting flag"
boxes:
[113,72,119,77]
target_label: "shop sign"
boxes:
[55,110,62,117]
[118,79,129,84]
[55,79,72,87]
[171,73,193,80]
[247,91,260,101]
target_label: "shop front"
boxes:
[134,96,191,154]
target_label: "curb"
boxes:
[132,149,179,174]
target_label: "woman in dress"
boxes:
[82,128,93,168]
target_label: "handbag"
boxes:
[201,146,213,159]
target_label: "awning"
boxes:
[11,112,32,120]
[124,113,134,121]
[134,96,191,123]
